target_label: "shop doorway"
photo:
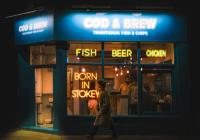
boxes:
[35,68,53,128]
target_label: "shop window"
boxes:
[67,42,101,63]
[142,68,172,113]
[67,65,102,115]
[104,42,137,64]
[35,68,53,128]
[66,41,175,116]
[30,45,56,65]
[104,66,138,115]
[140,43,174,64]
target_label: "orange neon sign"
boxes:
[72,72,99,98]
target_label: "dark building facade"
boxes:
[2,1,192,135]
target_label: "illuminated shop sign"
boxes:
[112,49,132,57]
[84,17,157,30]
[75,48,132,58]
[18,21,48,35]
[83,16,157,36]
[76,49,97,57]
[15,14,53,45]
[56,12,186,41]
[72,72,99,98]
[15,12,186,45]
[146,49,166,57]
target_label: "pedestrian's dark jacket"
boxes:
[94,90,113,127]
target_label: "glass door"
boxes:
[35,68,53,128]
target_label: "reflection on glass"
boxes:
[30,45,56,65]
[142,69,172,112]
[140,42,174,64]
[67,42,101,63]
[67,65,102,115]
[104,66,138,115]
[104,42,137,64]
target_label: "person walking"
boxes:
[86,79,118,140]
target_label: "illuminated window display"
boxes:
[66,42,174,116]
[35,68,53,128]
[15,11,188,133]
[67,65,102,115]
[104,66,138,115]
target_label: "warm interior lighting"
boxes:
[81,68,86,72]
[76,57,80,60]
[127,70,130,74]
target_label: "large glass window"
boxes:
[66,42,174,116]
[104,66,138,115]
[35,68,53,128]
[30,45,55,127]
[30,45,56,65]
[142,68,172,113]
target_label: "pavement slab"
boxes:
[1,130,199,140]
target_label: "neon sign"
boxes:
[74,72,97,81]
[75,48,132,58]
[72,72,99,98]
[112,49,132,57]
[146,49,166,57]
[76,49,97,57]
[72,90,99,98]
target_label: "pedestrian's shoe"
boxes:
[86,135,94,140]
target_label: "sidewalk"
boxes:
[1,129,196,140]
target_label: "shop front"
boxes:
[15,10,189,134]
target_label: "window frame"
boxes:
[66,41,176,117]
